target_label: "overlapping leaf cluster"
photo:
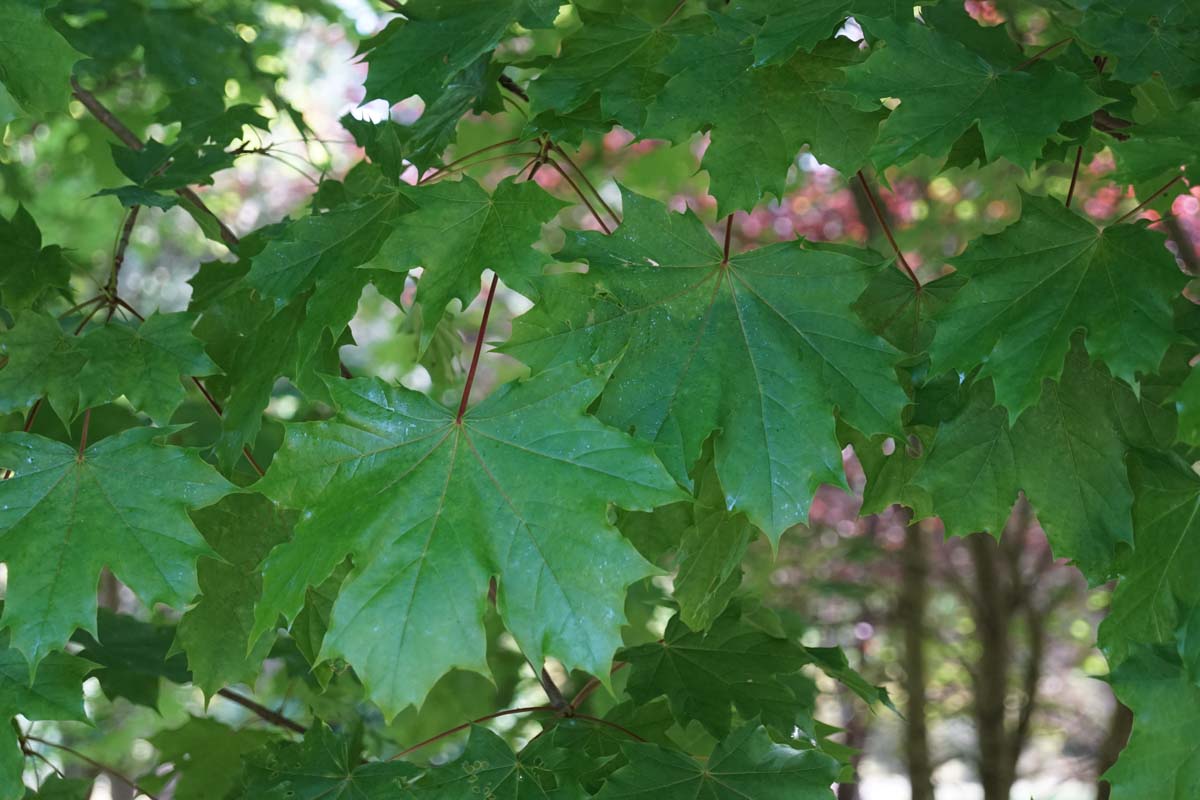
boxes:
[0,0,1199,797]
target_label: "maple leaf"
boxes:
[0,0,83,115]
[0,205,71,313]
[854,344,1161,579]
[141,718,274,800]
[528,4,703,136]
[0,640,91,800]
[0,427,232,667]
[730,0,909,66]
[506,187,907,539]
[842,9,1107,169]
[1101,453,1200,665]
[241,722,419,799]
[360,0,557,106]
[1104,642,1200,800]
[73,611,190,708]
[1071,0,1200,87]
[595,724,839,799]
[0,311,218,427]
[251,363,683,717]
[376,176,568,346]
[175,494,295,695]
[403,725,579,798]
[852,267,965,354]
[645,18,881,214]
[927,194,1185,418]
[246,191,414,304]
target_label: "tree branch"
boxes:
[217,688,307,734]
[70,78,240,248]
[856,169,920,289]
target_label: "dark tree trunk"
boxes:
[969,532,1014,800]
[899,522,935,800]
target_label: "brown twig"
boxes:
[856,170,920,289]
[418,138,522,185]
[569,661,629,710]
[217,688,307,734]
[106,206,141,321]
[1066,146,1083,208]
[1014,37,1072,71]
[663,0,687,23]
[498,74,530,102]
[456,274,500,423]
[1113,174,1185,224]
[23,735,159,800]
[721,215,734,264]
[551,143,620,223]
[545,156,612,234]
[571,713,646,742]
[77,409,91,457]
[536,666,570,711]
[390,706,555,760]
[70,78,239,248]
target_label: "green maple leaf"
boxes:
[595,724,838,799]
[927,194,1185,418]
[506,187,907,540]
[0,312,84,425]
[141,718,274,800]
[0,205,71,313]
[1110,92,1200,187]
[360,0,556,105]
[77,313,219,425]
[645,19,881,214]
[730,0,907,66]
[403,725,573,798]
[246,191,414,304]
[1101,453,1200,664]
[175,494,295,695]
[852,267,965,354]
[1073,0,1200,87]
[376,176,567,345]
[619,611,815,738]
[251,363,682,718]
[241,722,419,799]
[1104,642,1200,799]
[0,0,83,115]
[0,427,232,667]
[73,611,190,708]
[0,641,91,800]
[842,11,1106,169]
[0,311,218,427]
[860,345,1150,579]
[528,5,703,136]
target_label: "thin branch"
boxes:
[1066,146,1083,208]
[856,170,920,289]
[419,152,542,186]
[663,0,687,24]
[418,137,522,184]
[390,706,555,760]
[536,666,570,711]
[74,301,107,335]
[721,215,733,264]
[1113,174,1185,224]
[545,156,612,234]
[58,296,104,321]
[217,688,307,734]
[23,735,159,800]
[571,713,646,742]
[456,274,500,423]
[498,74,530,103]
[106,206,141,321]
[1014,37,1073,71]
[77,410,92,457]
[569,661,629,710]
[551,143,620,223]
[70,78,239,248]
[378,0,402,9]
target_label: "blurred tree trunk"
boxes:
[899,521,935,800]
[1095,697,1133,798]
[836,686,867,800]
[969,531,1014,800]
